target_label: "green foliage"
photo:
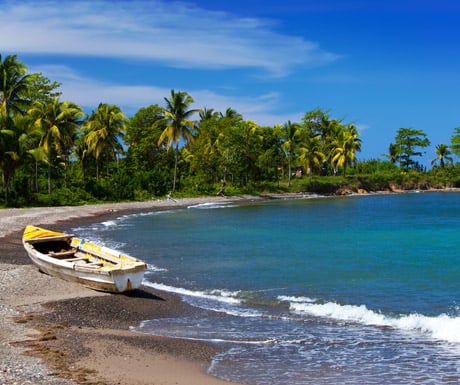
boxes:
[391,128,430,171]
[450,127,460,158]
[125,104,165,171]
[349,159,399,175]
[3,54,460,208]
[295,176,345,194]
[131,168,170,197]
[31,187,94,207]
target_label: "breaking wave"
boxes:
[280,295,460,343]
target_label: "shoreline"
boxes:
[1,195,259,385]
[1,189,459,384]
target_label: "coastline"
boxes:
[1,189,458,384]
[1,196,262,385]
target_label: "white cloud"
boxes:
[32,64,299,125]
[0,0,337,77]
[32,64,169,111]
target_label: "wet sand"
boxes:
[0,196,266,385]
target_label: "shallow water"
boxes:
[74,192,460,384]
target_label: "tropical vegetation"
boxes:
[1,53,460,207]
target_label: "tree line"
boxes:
[1,54,460,207]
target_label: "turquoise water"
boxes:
[74,192,460,384]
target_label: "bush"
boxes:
[32,187,94,206]
[296,176,343,194]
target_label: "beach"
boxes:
[0,196,262,385]
[2,191,459,384]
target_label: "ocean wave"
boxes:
[101,219,119,227]
[142,281,266,317]
[143,281,241,305]
[145,264,166,272]
[282,296,460,343]
[132,316,282,345]
[187,202,237,209]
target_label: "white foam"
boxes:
[187,202,236,209]
[145,264,166,272]
[279,295,317,303]
[282,296,460,343]
[101,219,118,227]
[143,281,241,305]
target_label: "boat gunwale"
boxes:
[22,225,147,292]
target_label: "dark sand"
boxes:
[0,197,262,384]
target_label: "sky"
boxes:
[1,0,460,165]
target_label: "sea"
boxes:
[73,192,460,385]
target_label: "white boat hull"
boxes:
[23,225,147,293]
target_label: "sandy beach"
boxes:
[0,196,268,385]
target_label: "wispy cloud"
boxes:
[1,0,337,77]
[32,64,298,125]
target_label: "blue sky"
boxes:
[2,0,460,165]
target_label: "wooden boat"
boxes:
[22,225,147,293]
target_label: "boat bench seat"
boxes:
[62,256,85,262]
[49,249,77,258]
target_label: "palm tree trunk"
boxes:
[64,158,68,188]
[288,156,292,187]
[2,172,9,205]
[173,143,179,192]
[106,150,110,177]
[47,165,51,194]
[34,160,38,192]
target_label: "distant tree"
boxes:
[0,54,31,117]
[388,143,399,164]
[330,123,361,176]
[199,107,219,122]
[220,107,243,122]
[238,120,264,185]
[256,126,284,182]
[298,134,325,175]
[125,104,165,170]
[450,126,460,159]
[157,90,198,192]
[24,73,62,106]
[431,144,453,168]
[303,108,331,139]
[30,98,84,193]
[393,128,430,171]
[281,121,302,186]
[0,54,33,202]
[189,116,223,185]
[189,108,245,186]
[85,103,127,180]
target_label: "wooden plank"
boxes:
[49,250,77,258]
[80,245,122,265]
[25,234,73,244]
[62,257,85,262]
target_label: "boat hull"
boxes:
[23,225,147,293]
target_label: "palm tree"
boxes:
[85,103,127,180]
[0,115,36,202]
[219,107,243,122]
[29,98,84,193]
[157,90,198,192]
[199,107,219,122]
[450,127,460,158]
[0,54,31,118]
[388,143,399,164]
[330,124,361,176]
[431,143,453,168]
[239,120,263,185]
[281,121,302,186]
[0,54,32,203]
[298,134,325,175]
